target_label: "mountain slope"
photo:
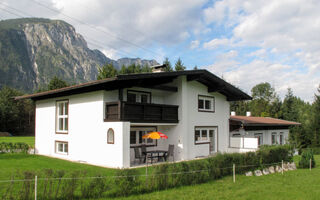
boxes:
[0,18,158,92]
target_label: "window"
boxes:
[127,90,151,103]
[55,141,68,154]
[198,95,214,112]
[279,133,284,145]
[130,127,156,146]
[107,128,114,144]
[56,100,69,133]
[271,133,277,145]
[195,127,216,144]
[254,133,263,146]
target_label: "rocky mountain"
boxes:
[0,18,158,92]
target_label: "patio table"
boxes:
[146,150,168,163]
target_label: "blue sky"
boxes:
[1,0,320,102]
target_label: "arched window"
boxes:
[107,128,114,144]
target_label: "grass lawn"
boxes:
[0,153,319,199]
[0,154,118,180]
[112,156,320,200]
[0,136,35,147]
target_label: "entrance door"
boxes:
[209,128,217,154]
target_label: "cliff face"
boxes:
[0,18,158,92]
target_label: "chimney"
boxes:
[246,111,251,117]
[231,111,236,116]
[151,64,167,73]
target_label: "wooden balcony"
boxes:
[105,101,179,123]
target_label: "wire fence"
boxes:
[0,160,305,200]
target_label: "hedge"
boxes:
[0,145,293,199]
[0,142,30,153]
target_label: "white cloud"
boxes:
[190,40,200,49]
[203,38,230,49]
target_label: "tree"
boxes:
[97,63,118,79]
[163,57,173,72]
[119,65,127,75]
[0,86,34,135]
[174,58,186,71]
[282,88,298,121]
[249,82,278,117]
[48,76,69,90]
[141,64,152,73]
[312,85,320,146]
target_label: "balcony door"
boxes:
[130,127,157,147]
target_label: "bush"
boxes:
[0,142,30,153]
[114,168,140,196]
[301,147,320,155]
[299,149,316,168]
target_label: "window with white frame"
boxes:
[56,100,68,133]
[127,90,151,103]
[271,132,277,145]
[130,127,156,146]
[195,127,216,144]
[198,95,214,112]
[55,141,68,154]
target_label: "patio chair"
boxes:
[141,145,147,163]
[164,144,174,162]
[134,147,145,165]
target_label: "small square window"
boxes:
[55,141,68,154]
[198,96,214,112]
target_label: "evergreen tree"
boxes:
[312,85,320,146]
[48,76,69,90]
[141,64,152,73]
[97,63,118,79]
[174,58,186,71]
[163,57,173,72]
[119,65,127,75]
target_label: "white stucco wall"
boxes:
[35,90,130,168]
[245,129,289,145]
[35,74,234,168]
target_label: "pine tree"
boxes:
[48,76,69,90]
[97,63,118,79]
[163,57,173,72]
[312,85,320,146]
[174,58,186,71]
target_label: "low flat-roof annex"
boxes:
[15,70,252,101]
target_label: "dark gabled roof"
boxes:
[15,70,251,101]
[230,116,301,126]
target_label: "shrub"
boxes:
[299,149,316,168]
[114,168,140,196]
[81,173,108,199]
[0,142,30,153]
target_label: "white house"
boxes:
[16,69,251,168]
[228,114,300,153]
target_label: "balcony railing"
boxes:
[105,101,179,123]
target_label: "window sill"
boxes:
[56,131,68,134]
[198,109,215,113]
[195,142,210,145]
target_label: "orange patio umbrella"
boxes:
[142,131,168,139]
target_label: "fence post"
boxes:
[146,161,148,187]
[281,160,284,175]
[310,158,312,171]
[233,164,235,183]
[35,175,37,200]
